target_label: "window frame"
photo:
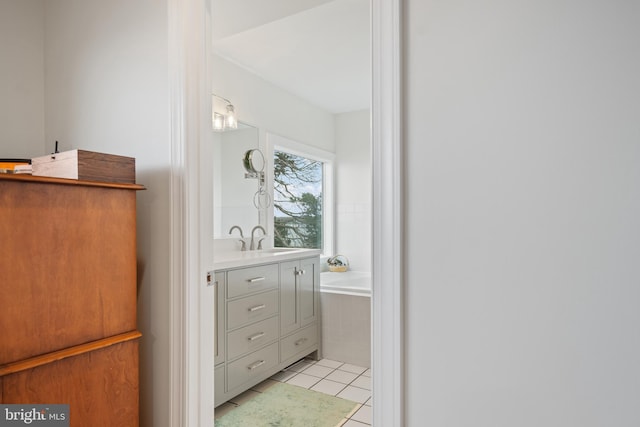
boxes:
[266,132,335,257]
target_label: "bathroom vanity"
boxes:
[211,248,321,407]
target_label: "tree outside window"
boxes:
[273,150,323,249]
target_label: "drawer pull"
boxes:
[248,276,266,283]
[294,337,308,346]
[247,360,266,371]
[294,269,306,276]
[248,304,266,312]
[247,332,265,342]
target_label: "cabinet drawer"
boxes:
[0,337,139,426]
[227,342,279,391]
[227,264,279,298]
[227,316,279,360]
[227,290,279,330]
[281,324,318,363]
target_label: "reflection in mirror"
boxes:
[213,122,262,238]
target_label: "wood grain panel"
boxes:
[32,150,136,184]
[0,174,145,190]
[0,177,140,364]
[1,339,139,427]
[76,150,136,184]
[0,331,141,377]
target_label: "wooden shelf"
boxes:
[0,173,145,190]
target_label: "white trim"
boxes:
[267,132,336,163]
[169,0,213,426]
[371,0,404,426]
[168,0,186,425]
[266,132,336,258]
[322,160,335,259]
[200,1,216,423]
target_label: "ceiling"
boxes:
[212,0,370,114]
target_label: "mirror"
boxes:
[212,123,262,238]
[243,149,265,174]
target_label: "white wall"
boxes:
[0,0,45,158]
[43,2,171,427]
[405,1,640,426]
[212,54,335,153]
[335,109,371,272]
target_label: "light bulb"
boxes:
[224,104,238,129]
[213,112,224,131]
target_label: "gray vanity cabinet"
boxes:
[280,257,319,335]
[279,257,319,366]
[212,271,226,366]
[212,255,320,407]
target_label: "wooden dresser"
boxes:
[0,174,144,427]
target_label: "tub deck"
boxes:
[320,271,371,297]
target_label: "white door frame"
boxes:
[168,0,214,426]
[371,0,404,425]
[168,0,403,425]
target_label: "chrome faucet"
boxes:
[229,225,246,251]
[250,225,266,250]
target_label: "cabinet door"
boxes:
[299,257,318,327]
[214,365,225,407]
[214,272,226,366]
[280,260,299,336]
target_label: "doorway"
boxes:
[211,1,373,424]
[167,0,402,425]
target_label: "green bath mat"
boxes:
[215,382,359,427]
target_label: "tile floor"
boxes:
[215,358,372,426]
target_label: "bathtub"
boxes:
[319,270,371,367]
[320,271,372,297]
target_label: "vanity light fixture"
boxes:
[212,93,238,131]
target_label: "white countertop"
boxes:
[211,248,321,271]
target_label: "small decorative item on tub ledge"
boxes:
[327,255,349,272]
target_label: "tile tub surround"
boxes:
[216,358,372,426]
[320,292,371,368]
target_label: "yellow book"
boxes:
[0,160,30,171]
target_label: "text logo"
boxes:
[0,405,69,427]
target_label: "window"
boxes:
[267,133,334,255]
[273,150,323,248]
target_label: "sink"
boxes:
[213,247,322,270]
[257,248,301,254]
